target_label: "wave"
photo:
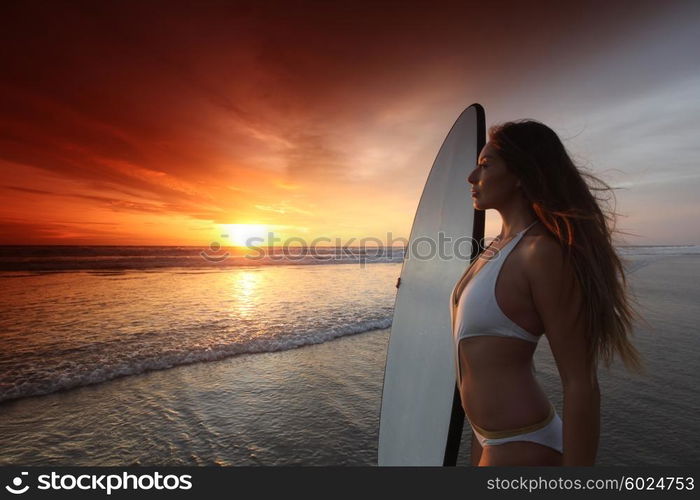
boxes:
[0,318,392,404]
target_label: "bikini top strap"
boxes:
[517,219,539,235]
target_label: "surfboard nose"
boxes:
[378,104,485,466]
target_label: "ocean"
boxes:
[0,245,698,465]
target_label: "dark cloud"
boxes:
[0,0,696,243]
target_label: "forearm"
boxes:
[562,383,600,466]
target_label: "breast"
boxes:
[453,270,496,342]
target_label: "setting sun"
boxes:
[221,224,270,247]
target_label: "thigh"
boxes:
[479,441,563,466]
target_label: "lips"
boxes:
[471,190,478,197]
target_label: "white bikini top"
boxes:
[451,220,542,350]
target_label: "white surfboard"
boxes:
[378,104,485,465]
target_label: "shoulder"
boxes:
[521,231,565,267]
[520,231,574,286]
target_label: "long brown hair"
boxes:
[489,119,644,378]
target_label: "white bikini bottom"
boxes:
[469,402,563,454]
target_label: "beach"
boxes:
[0,326,389,466]
[1,250,699,466]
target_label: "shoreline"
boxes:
[0,327,392,466]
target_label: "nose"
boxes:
[467,166,478,185]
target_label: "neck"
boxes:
[496,196,537,240]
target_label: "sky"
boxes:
[1,0,698,246]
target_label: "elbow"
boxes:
[562,378,600,397]
[561,365,600,394]
[562,381,600,422]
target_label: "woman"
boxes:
[449,120,643,466]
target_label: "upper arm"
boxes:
[524,237,598,389]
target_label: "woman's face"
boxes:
[467,141,521,210]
